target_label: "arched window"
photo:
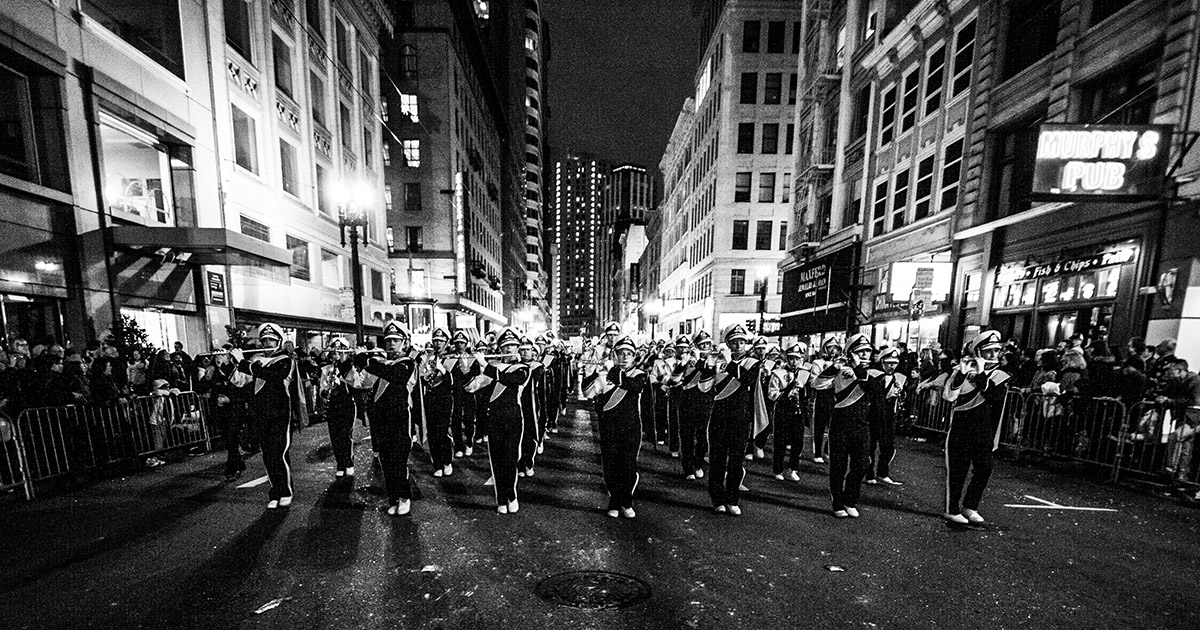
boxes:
[400,45,418,78]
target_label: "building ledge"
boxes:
[106,225,292,267]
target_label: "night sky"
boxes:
[542,0,699,178]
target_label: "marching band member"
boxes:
[211,343,252,482]
[942,330,1011,525]
[677,331,716,480]
[473,338,492,446]
[746,336,772,460]
[708,324,762,516]
[768,343,813,482]
[583,334,647,518]
[640,341,661,446]
[810,337,844,464]
[827,334,883,519]
[536,334,562,437]
[464,328,530,514]
[446,330,480,457]
[518,335,545,475]
[231,323,308,509]
[354,322,418,516]
[324,337,358,478]
[552,336,570,432]
[867,347,906,486]
[424,328,455,477]
[653,343,681,455]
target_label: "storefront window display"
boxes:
[1,293,61,345]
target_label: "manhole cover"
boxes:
[535,571,651,610]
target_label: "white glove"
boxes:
[230,348,244,363]
[603,359,614,371]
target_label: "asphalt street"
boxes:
[1,402,1197,629]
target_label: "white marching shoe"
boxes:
[433,468,444,477]
[266,500,280,510]
[465,446,474,456]
[754,448,765,459]
[443,464,453,476]
[621,507,636,518]
[833,509,849,518]
[727,505,742,516]
[278,496,293,508]
[537,443,544,454]
[944,512,969,524]
[345,466,355,477]
[787,470,800,482]
[391,499,411,516]
[606,509,620,518]
[497,504,509,514]
[506,499,520,514]
[845,507,860,518]
[484,476,495,486]
[335,469,345,478]
[961,509,985,524]
[774,473,785,481]
[695,469,705,479]
[454,450,465,458]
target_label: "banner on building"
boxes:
[779,244,858,336]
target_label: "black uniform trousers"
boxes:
[599,407,642,510]
[772,396,806,474]
[678,388,711,476]
[869,402,898,480]
[666,387,681,453]
[474,392,490,442]
[259,411,294,500]
[427,390,455,468]
[451,392,476,452]
[489,406,523,504]
[945,410,996,514]
[642,385,657,443]
[828,404,871,510]
[325,388,356,470]
[708,397,750,507]
[372,415,412,504]
[216,401,247,476]
[813,390,834,458]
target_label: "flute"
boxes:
[201,348,274,357]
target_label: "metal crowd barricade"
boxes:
[901,385,953,434]
[1114,402,1200,486]
[0,392,214,501]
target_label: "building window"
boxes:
[763,73,782,104]
[737,123,755,154]
[789,73,797,105]
[0,63,65,189]
[320,249,340,289]
[767,20,785,53]
[404,182,421,211]
[400,45,418,78]
[383,184,392,211]
[781,172,791,203]
[1004,0,1061,80]
[734,172,752,202]
[310,71,326,126]
[279,140,299,196]
[240,215,270,242]
[758,172,776,202]
[786,123,794,154]
[84,0,185,77]
[1079,53,1159,124]
[382,140,391,166]
[951,19,976,97]
[224,0,253,62]
[316,164,331,214]
[401,139,420,167]
[900,67,919,133]
[755,220,772,249]
[730,269,746,295]
[761,123,779,154]
[100,115,188,226]
[891,168,910,230]
[923,45,946,117]
[739,72,757,104]
[272,34,293,97]
[989,123,1040,220]
[939,138,964,212]
[359,50,372,97]
[878,84,897,146]
[792,21,802,54]
[400,92,419,121]
[778,221,788,250]
[371,268,384,300]
[362,127,373,169]
[913,155,935,220]
[339,103,352,148]
[286,235,310,281]
[405,226,422,250]
[871,179,889,237]
[306,0,324,34]
[732,219,749,249]
[742,20,761,53]
[1091,0,1134,25]
[335,18,352,69]
[525,34,538,51]
[231,105,258,173]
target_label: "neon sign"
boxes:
[1031,124,1172,201]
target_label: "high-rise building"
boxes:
[597,164,654,326]
[0,0,392,350]
[479,0,551,334]
[656,1,797,340]
[381,0,507,341]
[554,154,607,337]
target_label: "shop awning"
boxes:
[107,226,292,267]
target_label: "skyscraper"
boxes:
[554,154,606,337]
[597,164,655,326]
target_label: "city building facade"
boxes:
[597,163,654,328]
[657,0,798,341]
[553,153,606,338]
[0,0,393,352]
[383,0,507,341]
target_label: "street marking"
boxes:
[237,475,270,489]
[1003,495,1117,512]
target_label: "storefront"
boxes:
[989,241,1140,348]
[865,254,953,352]
[779,244,859,350]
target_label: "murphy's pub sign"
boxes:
[1031,124,1172,201]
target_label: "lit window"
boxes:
[400,92,419,121]
[401,139,420,167]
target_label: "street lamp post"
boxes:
[644,298,662,340]
[337,180,373,346]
